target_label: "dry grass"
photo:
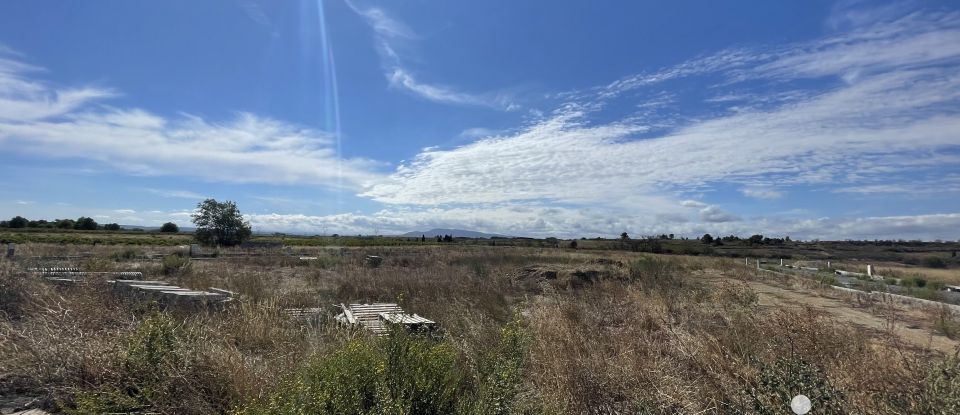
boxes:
[877,265,960,286]
[2,245,959,414]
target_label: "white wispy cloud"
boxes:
[698,206,740,223]
[239,0,279,37]
[0,50,115,121]
[364,8,960,218]
[0,52,383,189]
[832,175,960,195]
[458,127,500,139]
[345,0,518,110]
[144,188,208,199]
[242,208,960,241]
[740,187,784,200]
[388,68,515,109]
[352,6,960,240]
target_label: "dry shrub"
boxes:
[0,268,323,414]
[717,281,760,309]
[4,244,960,413]
[161,253,192,276]
[0,261,33,319]
[930,305,960,340]
[525,275,940,414]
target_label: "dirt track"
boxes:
[742,277,959,354]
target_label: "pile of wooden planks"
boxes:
[30,267,144,284]
[111,279,234,309]
[335,303,436,336]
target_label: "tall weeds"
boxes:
[3,245,959,413]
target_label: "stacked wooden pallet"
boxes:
[335,303,436,336]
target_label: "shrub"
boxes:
[747,357,846,415]
[718,282,759,309]
[160,222,179,233]
[112,247,141,261]
[0,262,30,319]
[924,357,960,413]
[236,320,529,415]
[237,332,459,414]
[161,254,192,276]
[67,314,187,414]
[310,256,341,269]
[468,260,489,278]
[932,306,960,340]
[923,256,948,269]
[628,257,684,291]
[459,318,529,415]
[74,217,98,230]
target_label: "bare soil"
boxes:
[734,275,959,353]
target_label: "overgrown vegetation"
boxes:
[236,320,527,415]
[2,244,959,414]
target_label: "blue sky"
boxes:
[1,0,959,240]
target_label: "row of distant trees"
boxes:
[617,232,790,245]
[1,215,180,233]
[1,199,254,248]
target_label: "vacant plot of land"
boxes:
[2,244,959,414]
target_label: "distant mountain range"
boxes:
[401,228,508,239]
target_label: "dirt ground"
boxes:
[716,272,960,354]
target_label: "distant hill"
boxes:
[401,228,508,239]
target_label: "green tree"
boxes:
[8,216,28,228]
[620,232,630,240]
[922,256,947,269]
[191,199,251,247]
[74,216,98,230]
[159,222,180,233]
[701,233,714,244]
[56,219,75,229]
[28,219,50,228]
[102,223,121,231]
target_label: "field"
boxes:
[2,241,960,414]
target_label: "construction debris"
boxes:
[111,279,233,309]
[30,268,144,284]
[364,255,383,267]
[335,303,436,336]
